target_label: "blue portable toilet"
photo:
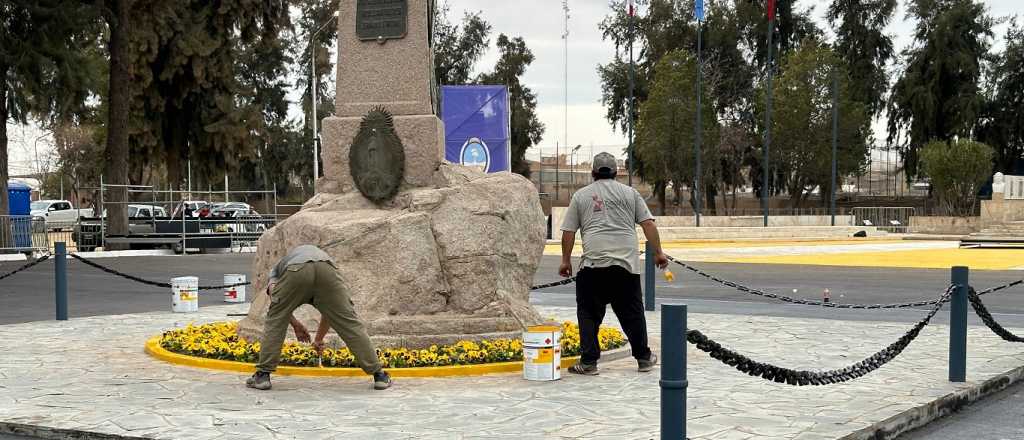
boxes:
[8,180,31,215]
[7,181,34,249]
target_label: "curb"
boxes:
[0,422,149,440]
[840,363,1024,439]
[145,336,634,378]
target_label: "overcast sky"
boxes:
[444,0,1021,163]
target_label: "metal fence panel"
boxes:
[851,207,915,233]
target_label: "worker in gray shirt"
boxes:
[559,152,668,375]
[247,245,391,390]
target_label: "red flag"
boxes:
[767,0,776,21]
[627,0,636,17]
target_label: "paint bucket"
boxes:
[223,274,246,303]
[171,276,199,313]
[523,325,562,381]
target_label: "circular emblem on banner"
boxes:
[459,137,490,172]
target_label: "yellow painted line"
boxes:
[145,337,582,378]
[544,239,906,255]
[707,248,1024,271]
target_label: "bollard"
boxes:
[949,266,968,382]
[55,242,68,321]
[645,241,656,311]
[661,304,687,439]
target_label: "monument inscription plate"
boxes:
[356,0,408,41]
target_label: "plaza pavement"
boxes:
[1,301,1023,439]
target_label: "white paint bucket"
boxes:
[523,325,562,381]
[223,274,246,303]
[171,276,199,313]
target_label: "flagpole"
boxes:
[627,0,636,187]
[762,3,775,228]
[695,9,703,227]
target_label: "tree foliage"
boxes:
[433,6,491,87]
[826,0,897,118]
[887,0,994,178]
[978,19,1024,174]
[767,39,869,207]
[920,139,994,216]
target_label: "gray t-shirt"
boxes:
[560,179,654,274]
[269,245,333,282]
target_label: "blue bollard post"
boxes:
[55,242,68,321]
[661,304,687,439]
[645,241,656,311]
[949,266,968,382]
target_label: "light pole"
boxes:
[311,10,339,193]
[571,145,582,192]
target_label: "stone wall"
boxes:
[909,216,982,235]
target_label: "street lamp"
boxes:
[311,10,340,193]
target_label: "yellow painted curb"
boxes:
[145,337,583,378]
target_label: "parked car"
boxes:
[128,204,167,218]
[209,202,259,218]
[170,201,209,218]
[30,200,93,230]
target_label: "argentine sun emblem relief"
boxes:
[349,107,406,203]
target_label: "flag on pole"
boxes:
[767,0,776,21]
[627,0,636,16]
[695,0,704,21]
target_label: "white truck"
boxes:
[30,200,93,230]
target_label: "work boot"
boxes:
[373,370,392,390]
[638,354,659,372]
[568,361,599,375]
[246,371,272,390]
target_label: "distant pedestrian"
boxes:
[246,245,391,391]
[559,152,668,375]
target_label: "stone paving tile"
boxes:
[1,304,1023,439]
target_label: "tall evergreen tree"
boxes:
[887,0,995,178]
[978,19,1024,174]
[433,6,492,87]
[827,0,897,118]
[1,0,98,216]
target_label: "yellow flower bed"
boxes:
[159,321,627,368]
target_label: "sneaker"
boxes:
[638,354,658,372]
[568,361,599,376]
[373,371,392,390]
[246,372,272,390]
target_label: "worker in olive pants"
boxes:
[248,245,391,390]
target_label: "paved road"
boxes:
[898,379,1024,439]
[3,254,1024,326]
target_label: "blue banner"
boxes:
[440,85,511,173]
[695,0,704,21]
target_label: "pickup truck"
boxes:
[30,200,94,230]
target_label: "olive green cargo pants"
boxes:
[256,261,382,374]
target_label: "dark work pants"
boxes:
[575,265,652,364]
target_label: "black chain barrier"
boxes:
[968,287,1024,343]
[667,255,951,309]
[687,285,955,386]
[0,254,51,282]
[974,279,1024,297]
[69,253,250,291]
[531,277,576,290]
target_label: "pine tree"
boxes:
[827,0,897,118]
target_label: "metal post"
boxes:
[949,266,968,382]
[99,175,105,247]
[556,142,560,202]
[661,304,687,439]
[627,6,635,187]
[830,70,839,227]
[763,15,774,228]
[695,20,703,227]
[644,241,656,311]
[312,41,320,192]
[55,242,67,321]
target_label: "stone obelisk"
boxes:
[319,0,444,194]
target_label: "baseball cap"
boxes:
[592,152,617,173]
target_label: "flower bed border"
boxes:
[145,337,633,378]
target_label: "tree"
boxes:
[768,39,869,207]
[433,6,492,87]
[887,0,994,178]
[293,0,338,190]
[635,50,719,215]
[978,19,1024,174]
[477,35,544,178]
[1,0,98,217]
[827,0,897,118]
[920,139,993,216]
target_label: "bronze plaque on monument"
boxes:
[349,107,406,203]
[356,0,408,41]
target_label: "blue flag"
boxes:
[440,85,511,173]
[695,0,704,21]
